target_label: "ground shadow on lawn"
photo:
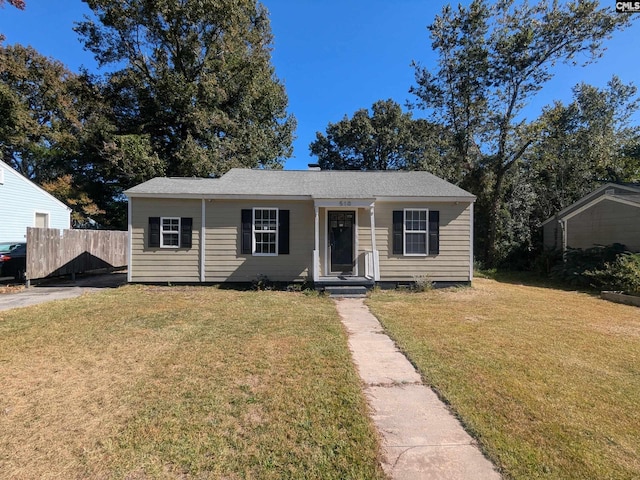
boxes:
[32,270,128,289]
[476,269,601,297]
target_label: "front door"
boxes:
[329,211,355,274]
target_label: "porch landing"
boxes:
[316,276,374,298]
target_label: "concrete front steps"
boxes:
[317,276,374,298]
[324,285,369,298]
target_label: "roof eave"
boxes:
[542,182,640,224]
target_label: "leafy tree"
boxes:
[41,174,105,227]
[0,44,122,227]
[410,0,632,267]
[309,99,459,180]
[0,0,25,41]
[526,77,640,228]
[0,44,83,181]
[0,0,25,8]
[74,0,295,178]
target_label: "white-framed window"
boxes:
[404,209,428,255]
[161,217,180,247]
[253,208,278,255]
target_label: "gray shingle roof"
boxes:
[124,168,475,200]
[542,182,640,225]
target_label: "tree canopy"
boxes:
[1,0,297,228]
[310,0,636,268]
[309,99,458,178]
[0,44,83,180]
[410,0,631,266]
[75,0,295,178]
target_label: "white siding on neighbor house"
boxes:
[375,201,472,282]
[0,161,71,242]
[205,199,313,282]
[567,199,640,252]
[130,197,202,282]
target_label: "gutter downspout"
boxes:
[127,199,132,283]
[559,218,567,261]
[469,202,474,282]
[200,198,206,282]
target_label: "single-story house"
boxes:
[0,159,71,243]
[542,183,640,252]
[124,168,476,286]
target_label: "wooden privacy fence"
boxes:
[26,228,128,281]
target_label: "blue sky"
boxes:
[1,1,638,170]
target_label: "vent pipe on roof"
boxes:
[308,163,321,171]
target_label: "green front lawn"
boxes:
[0,286,384,479]
[367,277,640,480]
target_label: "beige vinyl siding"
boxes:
[567,199,640,252]
[130,198,201,282]
[205,200,314,282]
[376,201,472,282]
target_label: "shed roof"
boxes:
[125,168,475,201]
[542,182,640,225]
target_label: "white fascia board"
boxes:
[375,196,476,203]
[563,194,640,223]
[0,159,72,213]
[125,193,310,201]
[313,198,375,208]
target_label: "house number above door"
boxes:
[339,201,352,206]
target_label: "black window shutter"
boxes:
[392,210,403,255]
[279,210,290,254]
[149,217,160,248]
[180,217,193,248]
[241,209,252,254]
[429,210,440,255]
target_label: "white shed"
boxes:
[0,160,71,242]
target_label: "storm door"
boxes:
[328,211,355,274]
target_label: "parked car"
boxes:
[0,242,23,254]
[0,243,26,280]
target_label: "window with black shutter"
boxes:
[278,210,290,255]
[180,217,193,249]
[428,210,440,255]
[241,208,289,255]
[149,217,160,248]
[241,209,252,254]
[149,217,192,248]
[392,211,403,255]
[392,209,440,256]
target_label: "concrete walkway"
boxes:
[334,298,501,480]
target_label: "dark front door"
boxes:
[329,211,355,274]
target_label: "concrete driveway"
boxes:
[0,272,127,312]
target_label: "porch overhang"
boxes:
[311,199,380,282]
[312,198,375,208]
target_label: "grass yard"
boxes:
[0,285,384,479]
[367,277,640,480]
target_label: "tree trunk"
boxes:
[485,169,506,268]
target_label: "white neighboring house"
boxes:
[0,159,72,242]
